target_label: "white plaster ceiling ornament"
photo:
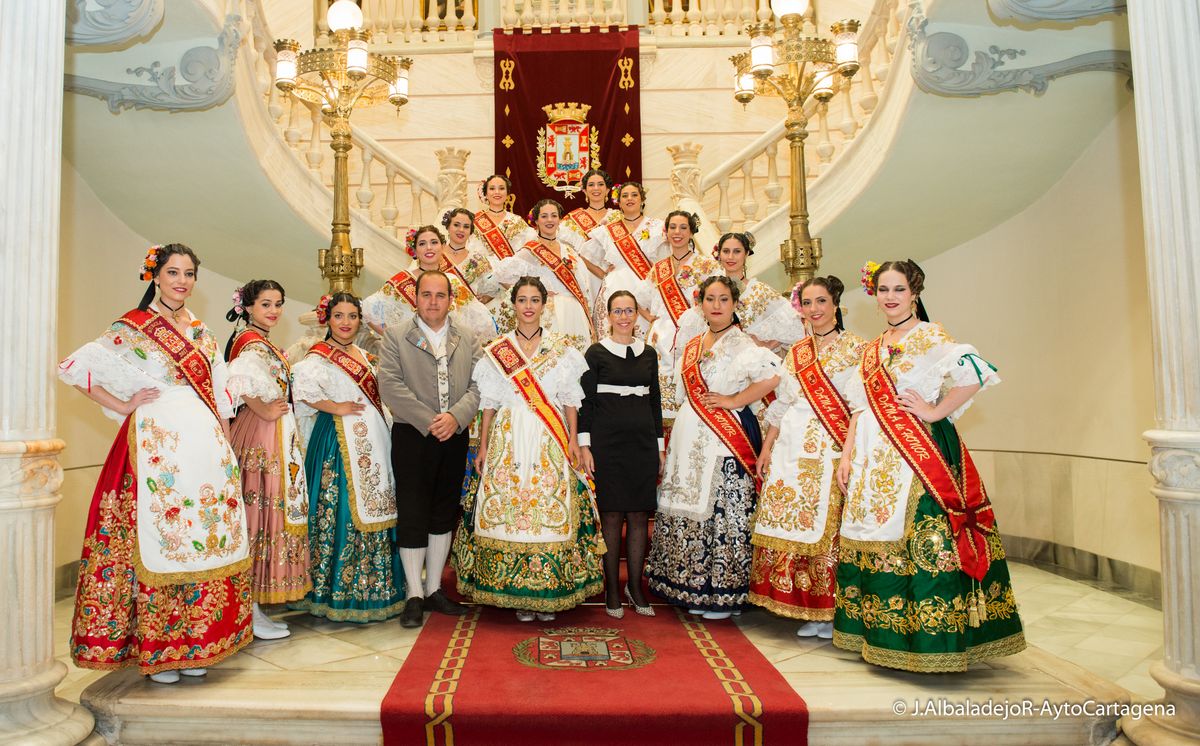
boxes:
[64,13,242,114]
[986,0,1126,24]
[907,2,1132,98]
[66,0,164,46]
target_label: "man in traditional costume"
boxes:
[379,271,483,628]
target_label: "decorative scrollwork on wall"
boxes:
[66,0,164,46]
[987,0,1126,24]
[64,14,243,114]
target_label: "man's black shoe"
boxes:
[424,589,468,616]
[400,597,424,628]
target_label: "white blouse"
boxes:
[474,333,588,412]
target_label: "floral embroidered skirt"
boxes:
[71,417,253,675]
[290,412,405,623]
[230,409,311,604]
[452,474,606,612]
[646,457,757,612]
[833,420,1026,673]
[748,542,839,621]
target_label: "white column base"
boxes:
[0,661,95,744]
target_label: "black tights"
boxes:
[600,510,650,607]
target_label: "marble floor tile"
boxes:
[1073,634,1162,661]
[249,634,375,669]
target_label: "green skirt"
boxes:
[290,411,406,623]
[452,472,605,612]
[833,419,1026,673]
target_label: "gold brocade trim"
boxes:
[832,629,1027,673]
[747,592,834,622]
[751,474,844,558]
[289,597,407,623]
[425,607,481,745]
[676,609,764,745]
[334,416,396,533]
[838,477,924,555]
[71,628,253,675]
[454,581,604,612]
[254,584,312,604]
[276,417,307,537]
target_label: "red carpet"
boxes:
[381,605,808,745]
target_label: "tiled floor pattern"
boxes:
[52,560,1166,709]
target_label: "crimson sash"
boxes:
[791,337,851,447]
[604,221,653,280]
[524,241,595,334]
[119,309,221,421]
[306,342,386,421]
[680,335,761,491]
[486,337,571,458]
[438,256,481,302]
[229,328,292,402]
[861,337,995,581]
[474,211,516,260]
[651,257,690,325]
[564,208,603,237]
[384,270,419,309]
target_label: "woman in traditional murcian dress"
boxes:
[362,224,496,342]
[452,277,606,621]
[493,199,595,350]
[833,260,1025,672]
[224,279,310,640]
[635,210,721,425]
[675,231,805,353]
[578,181,667,338]
[646,276,780,619]
[560,167,620,248]
[749,276,863,639]
[291,293,406,622]
[468,174,535,264]
[57,243,252,684]
[440,207,504,312]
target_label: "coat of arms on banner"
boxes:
[536,102,602,196]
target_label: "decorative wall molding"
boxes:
[987,0,1126,24]
[907,2,1132,97]
[66,0,164,46]
[64,14,243,114]
[1146,430,1200,495]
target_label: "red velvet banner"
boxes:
[493,27,642,217]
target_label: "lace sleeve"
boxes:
[742,296,805,346]
[735,343,781,385]
[939,343,1001,421]
[57,328,161,421]
[227,345,283,404]
[578,234,608,268]
[846,366,868,415]
[633,275,655,310]
[493,254,544,287]
[292,356,334,413]
[763,371,800,428]
[675,307,706,349]
[545,345,588,408]
[362,290,413,331]
[473,355,509,411]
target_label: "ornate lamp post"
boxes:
[274,0,413,293]
[731,0,859,285]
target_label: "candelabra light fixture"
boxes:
[731,0,859,285]
[274,0,413,294]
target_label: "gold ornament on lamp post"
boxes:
[274,0,413,294]
[731,0,859,285]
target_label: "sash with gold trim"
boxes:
[474,210,516,260]
[438,256,481,302]
[230,328,293,403]
[862,337,995,580]
[680,335,762,491]
[604,221,653,280]
[791,336,851,447]
[119,309,221,421]
[486,337,571,458]
[306,342,386,421]
[564,208,602,237]
[384,270,419,309]
[524,241,595,334]
[651,257,690,326]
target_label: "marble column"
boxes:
[1123,3,1200,744]
[0,1,95,743]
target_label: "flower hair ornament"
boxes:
[441,210,454,228]
[860,260,881,295]
[139,244,163,281]
[609,182,623,206]
[404,227,418,258]
[789,282,804,313]
[477,179,487,204]
[231,288,245,318]
[315,294,332,325]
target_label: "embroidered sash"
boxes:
[439,256,481,302]
[651,257,690,326]
[384,270,419,309]
[475,210,516,260]
[565,208,602,237]
[306,342,386,421]
[680,335,761,490]
[486,337,571,458]
[862,337,995,580]
[524,241,595,334]
[119,309,221,421]
[230,328,293,403]
[792,336,851,447]
[604,221,653,280]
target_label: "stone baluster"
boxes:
[716,176,732,233]
[756,0,771,24]
[609,0,625,27]
[721,0,738,37]
[284,94,302,148]
[668,142,704,207]
[307,106,325,171]
[357,147,376,214]
[520,0,536,28]
[538,0,551,27]
[683,0,700,36]
[436,147,471,214]
[815,100,835,169]
[763,141,782,209]
[0,0,96,742]
[410,182,425,225]
[503,0,518,29]
[381,166,400,235]
[858,37,880,113]
[556,0,572,28]
[593,0,606,27]
[573,0,591,29]
[424,0,440,40]
[1122,4,1200,743]
[739,159,758,226]
[669,0,685,35]
[737,0,754,30]
[838,78,859,139]
[651,0,668,35]
[461,0,478,39]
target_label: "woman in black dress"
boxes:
[579,290,665,618]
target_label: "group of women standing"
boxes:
[59,170,1023,683]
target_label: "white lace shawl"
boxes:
[474,333,588,412]
[677,277,805,349]
[672,326,781,409]
[292,346,392,440]
[227,341,288,404]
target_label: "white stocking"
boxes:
[424,532,453,597]
[399,547,427,600]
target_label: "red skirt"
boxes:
[747,539,839,621]
[70,416,253,675]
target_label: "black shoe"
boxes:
[423,589,468,616]
[400,597,424,628]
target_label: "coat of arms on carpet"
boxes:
[513,626,656,670]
